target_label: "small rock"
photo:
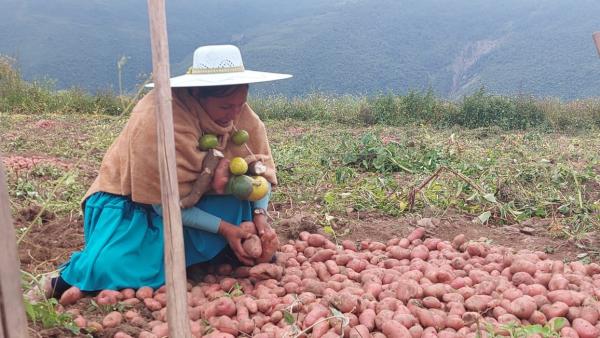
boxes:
[520,227,535,235]
[503,225,520,233]
[417,218,435,228]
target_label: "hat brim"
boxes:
[145,70,292,88]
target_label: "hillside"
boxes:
[1,0,600,99]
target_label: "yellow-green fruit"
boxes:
[232,129,249,145]
[227,175,253,200]
[247,176,269,201]
[229,157,248,175]
[198,134,218,150]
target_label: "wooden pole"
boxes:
[593,32,600,57]
[146,1,192,336]
[0,163,28,337]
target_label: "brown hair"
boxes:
[188,84,249,98]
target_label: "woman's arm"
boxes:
[251,182,271,211]
[251,183,271,236]
[152,204,221,234]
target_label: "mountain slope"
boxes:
[1,0,599,99]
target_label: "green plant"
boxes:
[483,317,566,338]
[24,297,82,335]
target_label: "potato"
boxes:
[304,304,329,329]
[203,297,236,319]
[211,316,238,335]
[464,295,493,312]
[407,227,426,242]
[59,286,82,306]
[138,331,158,338]
[382,320,411,337]
[102,311,123,329]
[242,234,263,258]
[144,298,163,311]
[120,288,136,299]
[573,318,599,338]
[113,332,133,338]
[307,234,327,247]
[136,286,154,300]
[312,320,330,338]
[73,316,87,328]
[249,263,283,281]
[349,324,372,338]
[309,249,336,263]
[510,296,537,319]
[540,302,569,319]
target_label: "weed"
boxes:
[24,297,82,335]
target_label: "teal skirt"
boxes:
[59,192,252,291]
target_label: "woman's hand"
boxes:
[217,220,254,265]
[211,158,230,194]
[253,214,269,236]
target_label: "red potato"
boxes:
[73,316,87,328]
[154,292,167,307]
[540,302,569,319]
[464,295,493,312]
[249,263,283,281]
[394,313,418,328]
[573,318,599,338]
[203,297,236,319]
[256,228,280,263]
[547,290,585,307]
[381,320,411,337]
[136,286,154,300]
[349,324,372,338]
[120,288,135,299]
[59,286,82,305]
[304,304,330,328]
[560,326,581,338]
[310,249,336,263]
[312,320,330,338]
[510,296,537,319]
[411,245,430,260]
[138,332,157,338]
[407,227,426,242]
[144,298,163,311]
[307,234,327,247]
[113,332,133,338]
[102,311,123,329]
[580,306,599,325]
[210,316,238,335]
[203,331,235,338]
[242,235,263,258]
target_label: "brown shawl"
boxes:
[84,88,277,205]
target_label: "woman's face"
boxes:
[197,86,249,126]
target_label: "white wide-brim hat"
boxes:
[146,44,292,88]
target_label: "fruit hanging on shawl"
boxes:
[232,129,249,145]
[226,174,269,201]
[198,133,218,150]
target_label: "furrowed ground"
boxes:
[2,109,600,337]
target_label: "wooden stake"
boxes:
[593,32,600,57]
[146,1,192,336]
[0,163,28,337]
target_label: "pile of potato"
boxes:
[67,227,600,337]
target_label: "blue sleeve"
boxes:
[152,204,221,234]
[251,182,272,210]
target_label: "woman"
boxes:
[42,45,292,302]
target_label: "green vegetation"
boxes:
[252,89,600,132]
[0,56,130,116]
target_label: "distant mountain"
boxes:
[1,0,600,99]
